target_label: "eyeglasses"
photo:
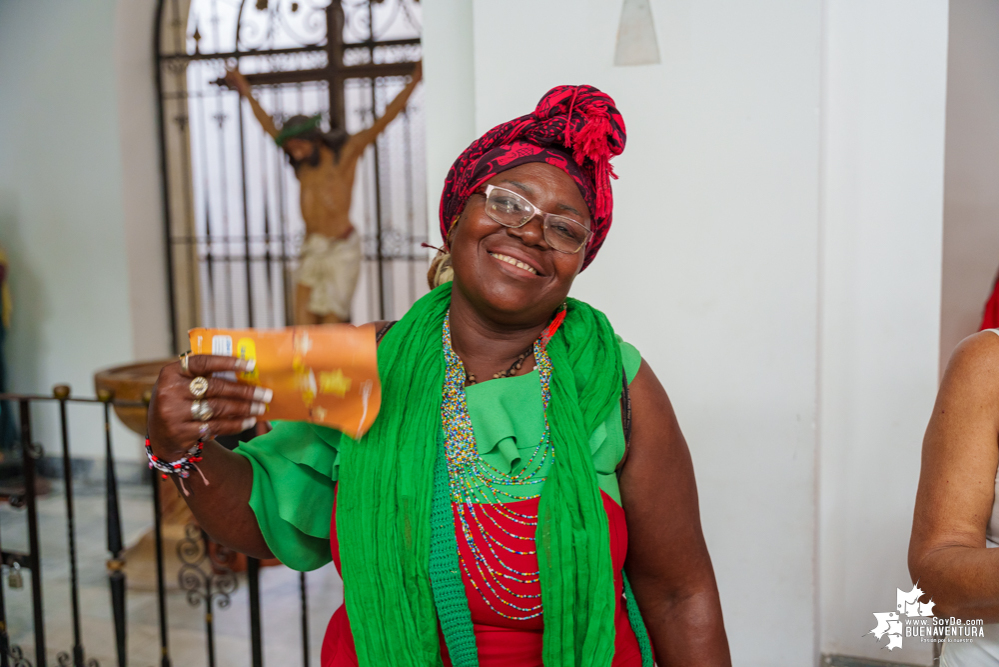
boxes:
[476,185,591,254]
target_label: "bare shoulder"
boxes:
[623,359,686,475]
[940,331,999,408]
[922,330,999,478]
[629,358,677,418]
[947,330,999,378]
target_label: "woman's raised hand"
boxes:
[147,355,272,460]
[224,67,252,97]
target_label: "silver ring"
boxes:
[198,422,211,441]
[180,351,191,375]
[189,376,209,399]
[190,399,214,422]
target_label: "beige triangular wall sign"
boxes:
[614,0,661,66]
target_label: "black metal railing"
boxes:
[0,388,313,667]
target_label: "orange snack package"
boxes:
[189,324,381,438]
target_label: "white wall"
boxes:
[421,0,476,231]
[940,0,999,370]
[818,2,948,663]
[423,1,950,664]
[116,0,172,360]
[0,0,169,460]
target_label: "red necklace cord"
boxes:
[538,303,568,350]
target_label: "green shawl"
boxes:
[336,284,623,666]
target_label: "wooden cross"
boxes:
[215,2,419,130]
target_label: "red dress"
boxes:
[320,490,644,666]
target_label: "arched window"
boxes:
[156,0,425,350]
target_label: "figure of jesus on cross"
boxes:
[224,63,422,324]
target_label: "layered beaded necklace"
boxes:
[440,312,557,621]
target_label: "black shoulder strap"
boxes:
[616,367,632,473]
[375,320,398,345]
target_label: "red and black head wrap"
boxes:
[439,85,626,270]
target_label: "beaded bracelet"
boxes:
[145,437,209,496]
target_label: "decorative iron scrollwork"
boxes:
[54,651,99,667]
[237,0,331,51]
[341,0,420,44]
[177,523,238,610]
[7,645,34,667]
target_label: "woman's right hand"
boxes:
[147,355,272,460]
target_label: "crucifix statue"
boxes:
[224,62,422,324]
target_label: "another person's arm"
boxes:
[147,354,274,557]
[620,360,731,666]
[909,332,999,622]
[225,68,280,140]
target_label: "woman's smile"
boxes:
[487,250,543,277]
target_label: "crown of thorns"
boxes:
[275,114,323,146]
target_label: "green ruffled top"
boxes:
[236,337,642,572]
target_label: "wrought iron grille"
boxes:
[156,0,427,352]
[0,388,323,667]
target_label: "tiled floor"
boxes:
[0,479,344,666]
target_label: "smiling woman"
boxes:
[146,85,731,667]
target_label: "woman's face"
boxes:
[449,162,591,326]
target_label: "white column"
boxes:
[818,2,948,662]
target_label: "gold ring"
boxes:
[190,400,213,422]
[189,376,209,399]
[180,351,192,375]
